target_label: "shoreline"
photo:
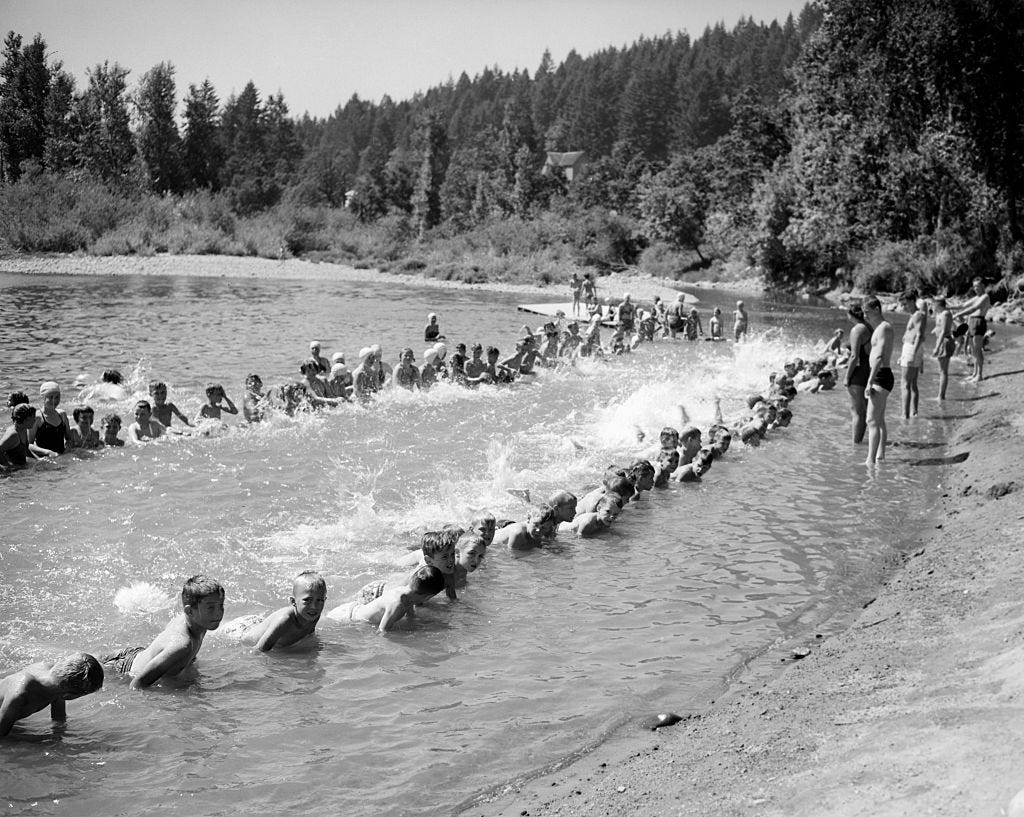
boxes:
[0,252,765,304]
[463,332,1024,817]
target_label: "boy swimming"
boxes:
[492,504,558,551]
[232,571,326,652]
[102,413,125,446]
[326,566,446,632]
[149,381,192,428]
[102,575,224,689]
[0,653,103,737]
[196,383,239,421]
[128,400,166,442]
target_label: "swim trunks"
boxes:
[355,580,387,605]
[937,336,956,359]
[968,315,987,336]
[871,367,894,393]
[898,339,925,368]
[102,646,145,675]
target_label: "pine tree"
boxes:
[182,79,222,190]
[75,61,135,183]
[135,61,182,193]
[0,32,53,181]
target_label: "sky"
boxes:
[5,0,809,119]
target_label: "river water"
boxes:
[0,266,963,816]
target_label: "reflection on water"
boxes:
[0,267,956,817]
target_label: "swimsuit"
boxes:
[102,646,146,675]
[35,415,67,454]
[968,315,987,336]
[3,433,29,465]
[848,336,871,387]
[872,367,894,393]
[898,338,925,368]
[424,325,440,342]
[355,580,387,605]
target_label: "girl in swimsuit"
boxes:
[843,305,872,445]
[35,382,72,455]
[0,404,38,470]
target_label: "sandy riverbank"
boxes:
[462,336,1024,817]
[0,253,763,304]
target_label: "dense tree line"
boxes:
[1,2,1022,294]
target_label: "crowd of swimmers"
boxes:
[0,293,752,472]
[0,280,993,735]
[4,293,851,737]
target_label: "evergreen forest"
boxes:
[1,0,1022,295]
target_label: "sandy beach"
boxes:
[0,253,763,304]
[461,335,1024,817]
[7,253,1022,815]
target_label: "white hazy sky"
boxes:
[5,0,808,118]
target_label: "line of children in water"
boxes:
[3,327,840,735]
[1,297,752,471]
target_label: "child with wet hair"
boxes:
[327,566,446,633]
[229,570,326,652]
[102,413,125,446]
[675,448,714,482]
[196,383,238,421]
[492,504,558,551]
[149,381,191,428]
[0,653,104,736]
[653,427,681,487]
[454,532,486,587]
[70,405,102,449]
[626,459,656,498]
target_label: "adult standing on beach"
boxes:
[733,301,749,341]
[897,290,927,420]
[953,277,991,382]
[843,303,872,444]
[931,297,955,400]
[862,296,894,466]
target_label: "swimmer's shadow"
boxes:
[985,368,1024,381]
[890,441,944,450]
[951,392,1000,401]
[905,451,969,466]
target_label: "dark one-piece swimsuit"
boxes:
[35,415,67,454]
[848,337,871,388]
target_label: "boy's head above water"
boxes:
[456,533,486,572]
[51,652,104,699]
[291,571,327,622]
[181,574,225,630]
[421,529,458,573]
[408,565,446,599]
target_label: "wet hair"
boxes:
[205,383,225,397]
[181,574,225,608]
[51,653,104,696]
[471,343,483,352]
[528,503,558,527]
[72,405,95,422]
[457,531,486,558]
[746,394,765,410]
[148,380,166,394]
[101,370,123,385]
[409,565,445,597]
[102,413,121,429]
[11,404,35,424]
[7,391,29,408]
[627,459,655,483]
[777,407,794,426]
[680,426,702,444]
[660,426,680,447]
[245,373,263,389]
[293,570,327,595]
[847,304,866,323]
[862,296,881,312]
[442,523,466,537]
[547,490,577,509]
[486,346,499,356]
[605,475,633,498]
[420,529,458,557]
[135,399,151,413]
[469,511,496,532]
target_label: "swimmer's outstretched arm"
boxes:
[169,402,193,426]
[679,403,691,426]
[220,395,239,415]
[713,397,723,425]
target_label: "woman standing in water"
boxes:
[931,297,954,400]
[843,304,872,444]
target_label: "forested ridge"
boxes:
[2,0,1022,295]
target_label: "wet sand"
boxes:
[463,337,1024,817]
